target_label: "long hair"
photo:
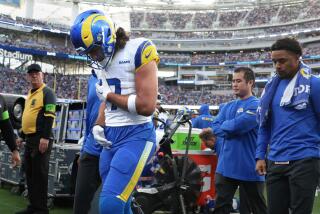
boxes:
[115,27,129,52]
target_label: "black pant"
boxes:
[24,136,52,214]
[267,158,320,214]
[239,183,252,214]
[213,173,267,214]
[73,152,101,214]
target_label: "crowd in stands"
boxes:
[130,2,320,30]
[2,22,320,66]
[191,51,271,65]
[0,67,87,100]
[158,46,320,65]
[0,1,318,35]
[219,11,247,28]
[246,6,279,26]
[131,19,320,40]
[158,85,235,105]
[0,28,76,54]
[1,5,320,58]
[0,13,69,32]
[193,12,217,29]
[0,67,236,105]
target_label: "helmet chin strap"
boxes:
[98,55,112,69]
[87,54,113,70]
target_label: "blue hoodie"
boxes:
[81,74,103,157]
[192,104,214,129]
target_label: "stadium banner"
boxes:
[0,47,33,61]
[0,44,86,61]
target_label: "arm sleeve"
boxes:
[255,120,271,160]
[42,88,56,139]
[0,120,17,152]
[134,40,160,72]
[220,102,258,135]
[211,105,226,138]
[0,96,17,152]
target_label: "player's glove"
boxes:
[96,79,112,101]
[92,125,112,148]
[77,136,84,145]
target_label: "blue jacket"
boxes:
[256,75,320,161]
[192,104,214,129]
[213,96,264,181]
[81,75,103,157]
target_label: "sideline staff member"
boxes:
[16,64,56,214]
[201,67,267,214]
[0,94,21,167]
[256,37,320,214]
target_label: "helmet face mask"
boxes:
[70,10,116,69]
[86,44,114,69]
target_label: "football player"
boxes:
[70,10,159,214]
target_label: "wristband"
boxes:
[127,94,137,114]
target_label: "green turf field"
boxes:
[0,184,72,214]
[0,183,319,214]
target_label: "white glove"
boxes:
[78,136,84,145]
[92,125,112,148]
[96,79,112,101]
[93,70,112,101]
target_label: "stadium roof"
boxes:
[0,0,311,26]
[52,0,309,10]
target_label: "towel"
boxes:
[257,62,311,126]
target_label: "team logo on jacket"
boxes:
[236,108,244,113]
[31,99,36,107]
[299,68,311,79]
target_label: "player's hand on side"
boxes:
[16,138,24,148]
[11,150,21,168]
[92,125,112,148]
[256,159,267,175]
[39,138,49,154]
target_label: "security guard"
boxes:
[0,94,21,167]
[16,64,56,214]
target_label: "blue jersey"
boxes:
[256,75,320,161]
[192,104,214,129]
[213,96,264,181]
[81,74,103,157]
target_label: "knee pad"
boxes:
[110,150,137,175]
[100,194,125,214]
